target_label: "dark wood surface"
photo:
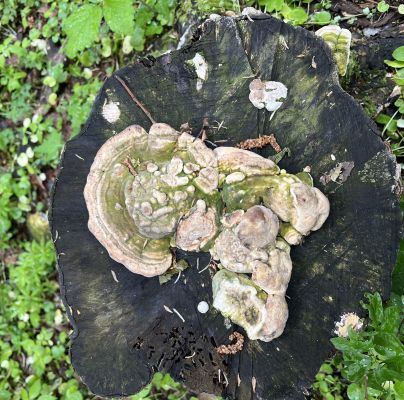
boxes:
[50,15,402,399]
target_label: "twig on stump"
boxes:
[122,156,137,177]
[115,75,156,124]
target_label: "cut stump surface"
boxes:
[50,15,402,400]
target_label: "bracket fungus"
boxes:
[84,120,330,342]
[315,25,351,76]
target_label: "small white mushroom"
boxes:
[197,301,209,314]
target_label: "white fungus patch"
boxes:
[102,99,121,123]
[189,53,208,91]
[197,301,209,314]
[249,78,288,112]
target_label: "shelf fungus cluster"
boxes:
[84,122,330,342]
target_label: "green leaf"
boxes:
[399,4,404,14]
[393,46,404,62]
[103,0,134,35]
[65,388,83,400]
[384,59,404,68]
[377,1,389,13]
[131,383,152,400]
[262,0,285,12]
[28,377,42,399]
[394,380,404,396]
[63,5,102,58]
[380,306,401,333]
[285,7,308,25]
[347,383,365,400]
[331,337,356,353]
[375,113,397,133]
[131,26,145,51]
[0,390,12,400]
[312,11,332,25]
[155,0,175,26]
[364,292,383,325]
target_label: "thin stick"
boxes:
[114,75,156,124]
[122,156,137,177]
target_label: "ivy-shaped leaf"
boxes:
[103,0,134,35]
[63,4,102,58]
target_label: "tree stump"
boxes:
[50,14,402,400]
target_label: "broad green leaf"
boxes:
[399,4,404,15]
[285,7,308,25]
[103,0,134,35]
[28,377,42,399]
[312,11,331,25]
[394,380,404,396]
[131,383,152,400]
[380,306,401,333]
[384,59,404,68]
[393,46,404,62]
[262,0,284,12]
[63,5,102,58]
[347,383,365,400]
[377,1,389,13]
[131,26,145,51]
[373,333,403,357]
[65,388,83,400]
[155,0,175,26]
[0,390,11,400]
[331,337,357,353]
[376,113,398,133]
[364,292,383,325]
